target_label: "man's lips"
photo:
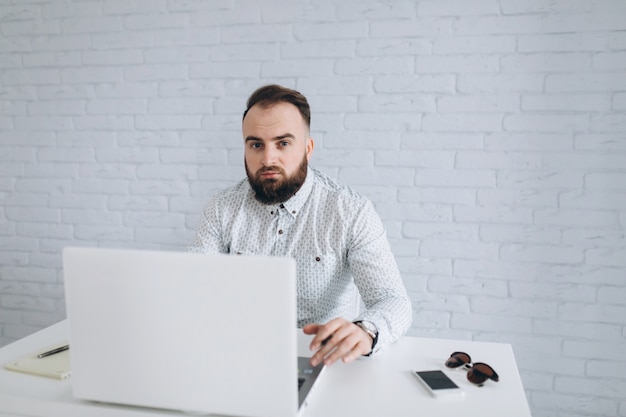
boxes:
[259,169,281,178]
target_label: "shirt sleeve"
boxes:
[188,196,228,254]
[347,199,413,351]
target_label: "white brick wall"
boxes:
[1,1,625,416]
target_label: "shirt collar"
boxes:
[280,167,314,218]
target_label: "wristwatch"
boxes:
[353,320,379,356]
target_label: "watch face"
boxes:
[360,321,377,334]
[354,321,378,354]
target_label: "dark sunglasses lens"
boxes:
[445,352,471,368]
[468,363,499,385]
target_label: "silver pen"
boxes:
[37,344,69,358]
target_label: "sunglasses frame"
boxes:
[445,351,499,386]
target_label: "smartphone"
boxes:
[412,370,464,397]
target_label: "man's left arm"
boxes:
[307,200,412,366]
[347,199,413,351]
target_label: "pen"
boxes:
[37,344,69,359]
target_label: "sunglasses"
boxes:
[445,352,499,386]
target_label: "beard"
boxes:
[246,154,308,205]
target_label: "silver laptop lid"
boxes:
[63,247,299,417]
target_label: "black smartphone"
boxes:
[412,370,464,397]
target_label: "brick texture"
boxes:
[1,1,625,416]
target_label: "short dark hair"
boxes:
[243,84,311,129]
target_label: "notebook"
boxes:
[4,341,71,380]
[62,246,325,417]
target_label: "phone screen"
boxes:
[415,370,459,390]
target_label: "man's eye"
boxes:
[250,143,262,149]
[279,141,290,147]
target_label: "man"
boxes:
[190,84,412,367]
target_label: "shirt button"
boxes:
[280,204,285,209]
[278,230,283,235]
[292,210,296,214]
[315,256,321,262]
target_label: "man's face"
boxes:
[243,102,314,204]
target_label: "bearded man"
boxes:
[190,84,412,367]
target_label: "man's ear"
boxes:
[306,137,315,160]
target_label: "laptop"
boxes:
[62,247,325,417]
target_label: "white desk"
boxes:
[0,321,531,417]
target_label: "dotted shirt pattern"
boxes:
[189,167,412,350]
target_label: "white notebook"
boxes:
[5,341,71,380]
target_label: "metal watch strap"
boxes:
[353,320,378,356]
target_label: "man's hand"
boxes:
[303,318,373,367]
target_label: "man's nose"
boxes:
[260,147,277,166]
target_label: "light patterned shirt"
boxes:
[190,167,412,350]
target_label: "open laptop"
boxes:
[62,247,325,417]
